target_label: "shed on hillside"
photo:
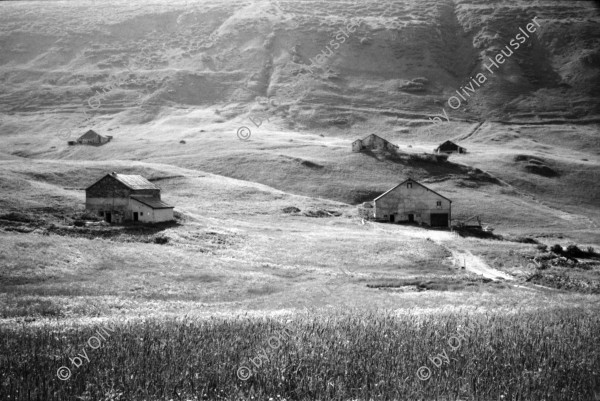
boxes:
[434,140,466,154]
[352,134,398,152]
[77,130,112,145]
[362,178,452,227]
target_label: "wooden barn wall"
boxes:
[374,183,450,225]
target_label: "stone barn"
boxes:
[85,172,174,223]
[366,178,452,227]
[352,134,398,152]
[434,140,466,154]
[77,130,112,145]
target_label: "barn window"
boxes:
[140,212,144,216]
[407,183,412,188]
[436,201,442,207]
[384,214,388,218]
[99,211,104,217]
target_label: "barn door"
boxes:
[133,212,139,222]
[431,213,448,227]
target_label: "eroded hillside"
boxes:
[0,0,599,126]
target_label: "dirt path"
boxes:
[446,246,514,281]
[455,120,485,141]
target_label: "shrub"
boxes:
[154,236,169,244]
[550,244,563,254]
[565,244,583,258]
[0,212,34,223]
[536,244,548,252]
[515,237,538,244]
[78,212,102,221]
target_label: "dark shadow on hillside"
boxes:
[0,210,182,243]
[359,149,503,185]
[351,189,386,204]
[453,226,503,240]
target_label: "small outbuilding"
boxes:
[434,140,466,154]
[361,178,452,227]
[77,130,112,145]
[85,172,174,223]
[129,196,176,223]
[352,134,398,152]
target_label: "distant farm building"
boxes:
[85,172,174,224]
[359,178,452,227]
[434,140,466,154]
[76,130,112,145]
[352,134,398,152]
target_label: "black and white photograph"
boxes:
[0,0,599,400]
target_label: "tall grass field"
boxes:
[1,308,598,400]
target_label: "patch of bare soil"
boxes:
[514,155,559,177]
[367,276,507,292]
[303,209,343,218]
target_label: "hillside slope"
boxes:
[0,0,599,124]
[0,0,599,239]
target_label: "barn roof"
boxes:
[86,172,159,191]
[373,178,452,202]
[436,140,465,150]
[363,133,386,141]
[78,130,107,140]
[130,196,174,209]
[111,173,158,190]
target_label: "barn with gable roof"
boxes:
[352,134,398,152]
[360,178,452,227]
[76,130,112,145]
[85,172,174,223]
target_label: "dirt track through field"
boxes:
[446,247,514,281]
[367,221,515,281]
[428,233,515,281]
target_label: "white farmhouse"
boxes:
[363,178,452,227]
